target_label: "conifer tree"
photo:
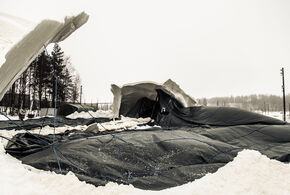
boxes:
[2,43,81,112]
[50,43,66,106]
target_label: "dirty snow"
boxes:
[0,112,289,194]
[86,116,152,132]
[0,116,153,142]
[66,110,114,119]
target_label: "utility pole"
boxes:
[80,85,82,105]
[281,68,286,121]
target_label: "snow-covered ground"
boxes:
[2,110,289,123]
[0,114,19,121]
[0,113,54,121]
[255,111,290,122]
[66,109,290,123]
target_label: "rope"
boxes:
[61,96,109,131]
[53,76,62,174]
[0,111,49,145]
[111,133,184,185]
[38,107,49,135]
[43,45,62,174]
[111,134,131,184]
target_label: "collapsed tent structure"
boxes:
[111,80,285,127]
[1,12,290,191]
[111,79,196,118]
[4,80,290,190]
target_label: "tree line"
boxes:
[0,44,81,115]
[197,94,290,112]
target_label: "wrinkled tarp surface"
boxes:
[0,116,109,130]
[5,124,290,190]
[127,90,286,127]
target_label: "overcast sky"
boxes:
[1,0,290,102]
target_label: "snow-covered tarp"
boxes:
[0,12,89,101]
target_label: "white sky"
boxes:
[1,0,290,102]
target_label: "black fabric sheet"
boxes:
[58,103,97,116]
[5,124,290,190]
[3,89,290,190]
[0,117,110,130]
[128,90,286,127]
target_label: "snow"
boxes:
[67,111,154,132]
[0,112,54,121]
[0,114,19,121]
[66,110,114,119]
[158,150,290,195]
[255,111,290,122]
[0,116,153,142]
[0,142,99,195]
[86,116,152,132]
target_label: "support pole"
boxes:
[281,67,286,121]
[80,85,82,105]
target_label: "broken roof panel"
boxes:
[111,79,196,118]
[0,12,89,101]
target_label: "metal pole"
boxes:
[289,103,290,118]
[281,68,286,121]
[80,85,82,105]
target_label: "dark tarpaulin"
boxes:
[0,116,110,130]
[4,88,290,190]
[5,124,290,190]
[127,90,286,127]
[57,103,97,116]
